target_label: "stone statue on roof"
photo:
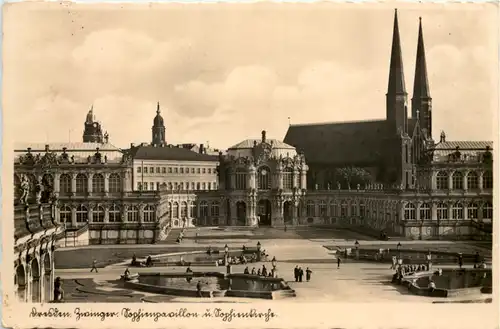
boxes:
[35,178,43,204]
[19,175,30,205]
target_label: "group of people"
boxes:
[294,266,313,282]
[243,264,278,278]
[176,230,185,243]
[129,254,153,267]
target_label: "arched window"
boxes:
[144,205,156,222]
[76,205,88,223]
[419,203,431,220]
[235,168,247,190]
[172,202,179,218]
[200,201,209,217]
[283,167,293,189]
[180,202,188,218]
[351,201,357,217]
[211,202,220,217]
[340,201,348,217]
[59,174,72,194]
[92,174,105,193]
[437,202,448,220]
[329,201,338,217]
[319,200,327,217]
[467,172,479,190]
[436,171,448,190]
[452,202,463,220]
[196,182,201,190]
[127,206,139,222]
[60,205,72,225]
[483,171,493,189]
[257,166,271,190]
[109,173,121,192]
[108,204,121,222]
[189,201,196,218]
[483,202,493,219]
[306,200,315,217]
[359,201,366,217]
[467,202,478,220]
[93,206,105,222]
[404,203,416,220]
[75,174,87,193]
[452,172,463,190]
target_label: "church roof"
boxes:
[432,141,493,162]
[129,145,219,162]
[283,118,417,165]
[228,139,295,150]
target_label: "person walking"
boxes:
[458,253,463,268]
[337,256,341,269]
[298,267,304,282]
[90,259,98,273]
[294,266,299,282]
[306,267,313,282]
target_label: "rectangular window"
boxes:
[162,167,166,174]
[197,168,201,174]
[191,168,195,174]
[174,168,178,173]
[203,168,206,174]
[180,168,184,174]
[144,167,148,174]
[168,167,172,173]
[156,182,160,190]
[137,167,142,173]
[137,182,142,190]
[156,167,160,173]
[143,183,148,191]
[150,182,155,190]
[208,168,211,174]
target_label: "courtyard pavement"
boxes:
[55,228,493,303]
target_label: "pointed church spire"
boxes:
[387,9,406,95]
[156,101,160,114]
[412,17,431,118]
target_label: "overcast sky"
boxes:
[3,2,497,150]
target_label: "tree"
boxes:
[336,167,373,189]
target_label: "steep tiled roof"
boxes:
[228,139,295,150]
[432,141,493,160]
[14,142,124,162]
[129,146,219,162]
[283,118,417,165]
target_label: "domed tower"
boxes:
[152,102,166,147]
[82,105,104,143]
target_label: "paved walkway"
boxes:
[56,238,490,303]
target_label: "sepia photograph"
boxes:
[2,1,498,328]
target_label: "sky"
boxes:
[3,2,498,150]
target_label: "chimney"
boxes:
[130,143,135,148]
[199,144,204,154]
[261,130,266,143]
[440,131,446,143]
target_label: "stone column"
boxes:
[88,205,94,223]
[230,171,236,190]
[246,172,252,191]
[431,202,437,221]
[104,173,110,194]
[278,170,284,190]
[71,206,77,227]
[87,173,93,194]
[293,170,299,189]
[53,173,60,195]
[71,173,77,194]
[448,172,453,190]
[301,169,307,189]
[463,171,468,191]
[104,206,110,223]
[479,172,484,190]
[431,171,437,190]
[139,204,145,223]
[249,167,256,190]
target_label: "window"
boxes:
[340,201,348,217]
[306,200,315,217]
[127,206,139,222]
[257,166,271,190]
[483,171,493,189]
[144,205,156,222]
[404,203,416,220]
[197,168,201,174]
[359,201,366,217]
[191,182,195,190]
[452,171,463,190]
[189,201,196,218]
[420,203,431,220]
[143,183,148,191]
[156,182,160,190]
[60,205,72,225]
[162,167,166,174]
[191,168,195,174]
[483,202,493,219]
[467,171,479,189]
[235,168,247,190]
[211,202,220,217]
[467,202,478,220]
[202,182,206,190]
[137,167,142,173]
[76,205,88,223]
[108,204,121,222]
[319,200,327,217]
[283,167,293,189]
[437,202,448,220]
[452,202,463,220]
[75,174,87,193]
[144,167,148,174]
[185,182,189,190]
[181,202,188,218]
[109,173,121,192]
[168,167,172,173]
[174,182,179,190]
[196,182,200,190]
[92,174,105,193]
[180,182,184,190]
[150,182,155,190]
[168,182,173,190]
[200,201,209,217]
[208,168,211,174]
[156,167,160,174]
[93,206,105,222]
[436,171,448,190]
[180,168,184,174]
[174,168,178,173]
[59,174,71,194]
[203,168,206,174]
[330,201,338,217]
[172,202,179,218]
[351,202,357,217]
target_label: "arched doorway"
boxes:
[31,258,41,303]
[236,201,246,225]
[258,199,272,226]
[15,265,26,302]
[283,201,293,225]
[43,254,52,302]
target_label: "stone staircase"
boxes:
[158,228,182,244]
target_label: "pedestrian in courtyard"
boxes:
[337,257,341,269]
[251,267,256,275]
[262,265,268,277]
[298,267,304,282]
[196,281,202,297]
[294,266,299,282]
[90,259,98,273]
[306,267,312,282]
[391,255,397,269]
[474,252,481,268]
[458,253,463,268]
[244,266,249,274]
